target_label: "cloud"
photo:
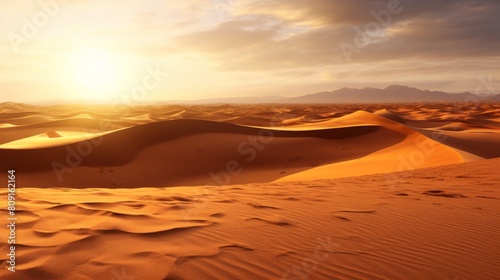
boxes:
[238,0,453,26]
[1,0,499,101]
[174,17,278,53]
[173,0,500,71]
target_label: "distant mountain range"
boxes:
[21,85,500,105]
[289,85,498,103]
[164,85,499,104]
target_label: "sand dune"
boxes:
[1,103,500,187]
[0,102,499,279]
[1,157,498,279]
[0,119,402,187]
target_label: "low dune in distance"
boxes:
[0,102,499,279]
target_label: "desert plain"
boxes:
[0,102,499,279]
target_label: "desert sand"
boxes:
[0,102,499,279]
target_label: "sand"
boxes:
[0,102,499,279]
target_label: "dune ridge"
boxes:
[0,119,401,187]
[1,103,499,188]
[0,103,499,279]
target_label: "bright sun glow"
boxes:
[69,47,123,99]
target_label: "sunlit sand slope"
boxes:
[1,103,499,188]
[0,158,498,279]
[0,119,402,187]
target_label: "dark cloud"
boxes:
[173,0,500,71]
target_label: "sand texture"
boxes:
[0,102,499,279]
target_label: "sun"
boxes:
[69,47,122,99]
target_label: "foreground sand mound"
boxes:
[1,158,498,279]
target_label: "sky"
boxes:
[1,0,499,103]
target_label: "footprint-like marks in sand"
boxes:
[333,216,352,221]
[394,192,409,196]
[333,210,377,214]
[247,202,280,210]
[210,212,225,218]
[219,244,253,251]
[422,190,466,198]
[306,185,327,189]
[245,216,291,226]
[215,199,239,203]
[476,195,498,200]
[331,210,376,222]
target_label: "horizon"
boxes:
[1,1,499,102]
[1,84,498,106]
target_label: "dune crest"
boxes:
[1,104,499,187]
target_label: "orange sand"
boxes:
[0,103,499,279]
